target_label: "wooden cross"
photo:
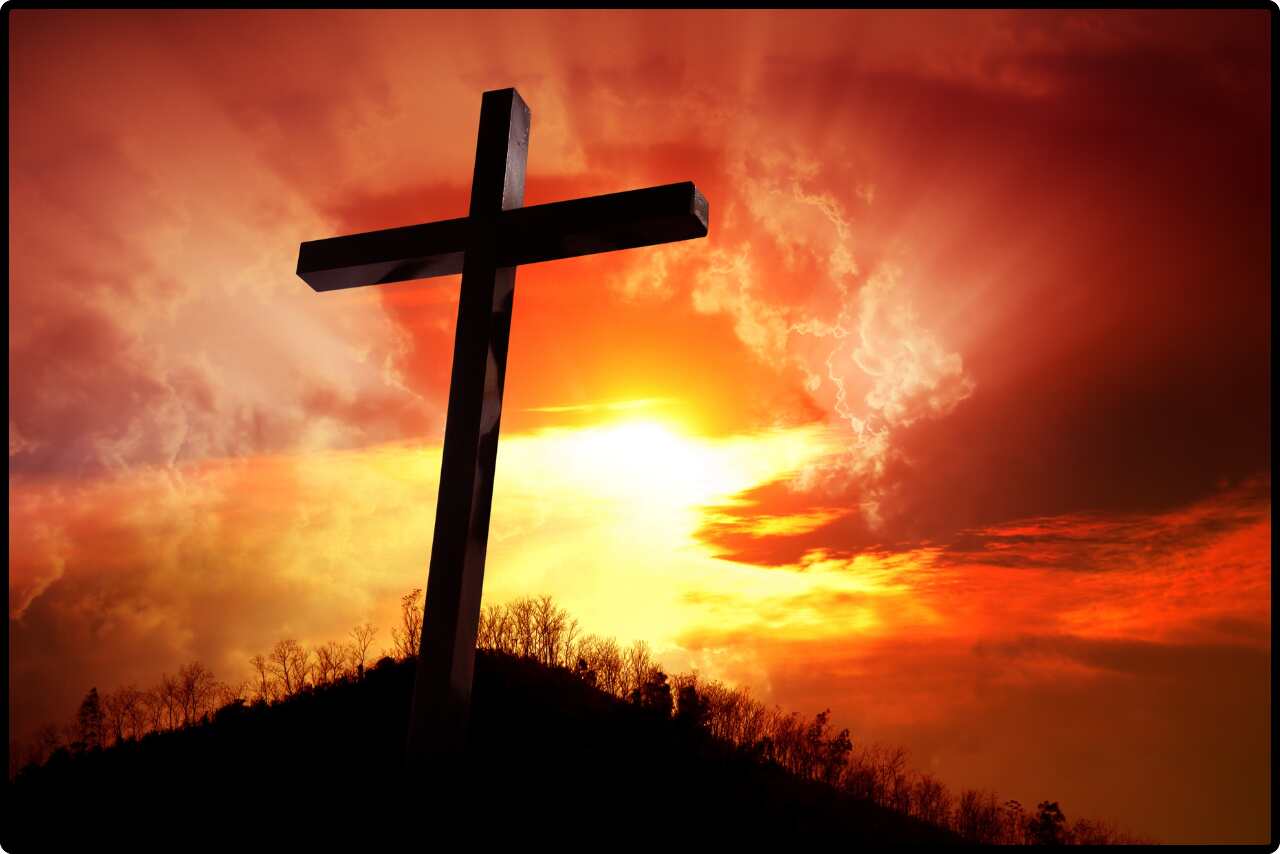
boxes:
[297,88,709,761]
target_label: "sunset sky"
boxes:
[8,10,1271,842]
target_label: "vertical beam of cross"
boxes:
[405,88,529,762]
[297,87,708,767]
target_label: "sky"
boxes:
[7,9,1271,843]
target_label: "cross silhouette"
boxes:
[297,88,709,761]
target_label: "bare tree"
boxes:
[215,680,248,710]
[531,595,563,666]
[477,603,511,653]
[102,688,145,745]
[268,639,311,696]
[702,681,768,750]
[118,686,149,741]
[697,679,738,743]
[876,744,911,809]
[559,615,581,669]
[101,690,126,746]
[623,640,654,698]
[155,674,182,731]
[170,662,220,726]
[100,686,146,742]
[508,597,536,659]
[294,644,313,692]
[347,622,378,679]
[391,589,423,660]
[954,789,1004,843]
[139,687,166,733]
[250,654,277,703]
[313,641,346,685]
[999,799,1031,844]
[885,749,914,814]
[912,772,953,827]
[593,636,625,697]
[764,708,806,771]
[475,595,584,670]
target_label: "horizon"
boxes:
[7,9,1271,843]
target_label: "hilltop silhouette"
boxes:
[4,593,1143,848]
[6,650,958,849]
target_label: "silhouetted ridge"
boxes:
[4,651,957,849]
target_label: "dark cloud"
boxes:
[697,470,1269,571]
[677,626,1270,843]
[932,478,1270,570]
[687,15,1269,564]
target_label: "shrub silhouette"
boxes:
[73,688,105,753]
[1031,800,1068,845]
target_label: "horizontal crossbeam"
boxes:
[297,181,709,292]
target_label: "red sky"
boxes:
[8,10,1271,842]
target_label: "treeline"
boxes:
[475,595,1146,845]
[13,611,385,772]
[12,590,1146,845]
[17,663,238,769]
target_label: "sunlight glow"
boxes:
[558,419,740,506]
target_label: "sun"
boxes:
[565,418,741,508]
[503,414,842,519]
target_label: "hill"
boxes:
[3,650,958,849]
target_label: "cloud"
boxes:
[842,266,974,431]
[8,447,443,747]
[610,241,699,302]
[674,495,1270,842]
[676,625,1269,843]
[932,476,1271,572]
[691,245,793,366]
[6,421,831,747]
[8,50,434,479]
